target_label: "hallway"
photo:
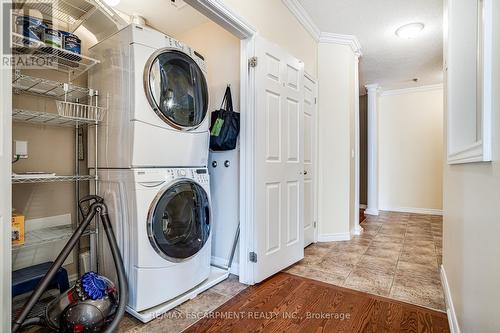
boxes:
[285,212,445,311]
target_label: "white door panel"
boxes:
[303,76,317,247]
[253,37,304,283]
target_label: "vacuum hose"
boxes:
[12,196,128,333]
[100,208,128,333]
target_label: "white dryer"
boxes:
[89,24,210,168]
[97,168,212,312]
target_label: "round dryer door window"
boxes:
[146,50,208,130]
[148,180,210,261]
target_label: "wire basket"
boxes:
[56,100,106,122]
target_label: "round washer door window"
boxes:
[146,50,208,129]
[149,180,210,261]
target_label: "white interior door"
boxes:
[252,36,304,283]
[303,75,317,247]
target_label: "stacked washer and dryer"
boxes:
[88,24,216,320]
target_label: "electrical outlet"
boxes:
[14,140,28,159]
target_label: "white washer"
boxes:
[89,24,210,168]
[97,168,211,312]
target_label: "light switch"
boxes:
[14,140,28,158]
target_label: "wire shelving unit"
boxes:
[12,225,95,251]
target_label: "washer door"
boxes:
[148,180,210,262]
[145,49,208,130]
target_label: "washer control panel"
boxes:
[135,168,208,184]
[170,168,209,184]
[193,168,209,184]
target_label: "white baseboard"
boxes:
[351,225,364,236]
[211,256,239,275]
[364,208,379,216]
[381,206,443,216]
[317,232,351,242]
[440,265,460,333]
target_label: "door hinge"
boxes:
[314,97,317,104]
[249,251,257,263]
[248,56,258,68]
[313,221,317,228]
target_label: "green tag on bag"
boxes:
[211,118,224,136]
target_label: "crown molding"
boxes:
[380,83,443,96]
[282,0,363,56]
[281,0,321,41]
[319,32,362,56]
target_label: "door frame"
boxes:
[303,71,319,243]
[353,54,362,235]
[184,0,257,284]
[1,0,13,329]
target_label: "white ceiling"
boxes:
[298,0,444,91]
[112,0,208,38]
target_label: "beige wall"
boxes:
[177,20,241,269]
[223,0,317,76]
[442,1,500,332]
[177,21,240,111]
[378,88,444,213]
[317,43,356,237]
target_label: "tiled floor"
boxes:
[117,275,247,333]
[118,211,445,332]
[284,211,446,311]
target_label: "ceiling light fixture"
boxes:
[395,23,424,39]
[104,0,120,7]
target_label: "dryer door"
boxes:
[145,49,208,130]
[148,180,210,262]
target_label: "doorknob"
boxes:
[304,170,308,175]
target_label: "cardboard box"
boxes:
[12,211,25,246]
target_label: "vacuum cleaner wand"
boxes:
[12,196,128,333]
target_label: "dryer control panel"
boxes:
[164,36,207,74]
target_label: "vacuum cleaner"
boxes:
[12,195,128,333]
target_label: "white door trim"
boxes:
[238,36,256,284]
[352,54,362,235]
[365,83,380,216]
[304,71,319,243]
[0,0,13,329]
[184,0,257,285]
[185,0,256,39]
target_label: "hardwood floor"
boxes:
[185,273,450,333]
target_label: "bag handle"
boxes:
[220,85,234,113]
